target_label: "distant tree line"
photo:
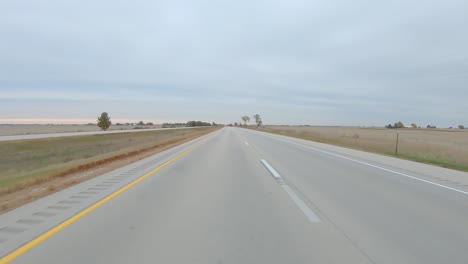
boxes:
[186,121,214,127]
[385,121,465,129]
[114,121,155,126]
[96,112,222,130]
[162,122,187,128]
[385,121,405,129]
[163,121,220,128]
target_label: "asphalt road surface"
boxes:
[0,127,198,142]
[1,127,468,263]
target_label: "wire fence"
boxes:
[264,126,468,169]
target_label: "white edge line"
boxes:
[282,185,321,223]
[260,133,468,196]
[244,141,249,146]
[260,159,281,179]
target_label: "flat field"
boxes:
[0,124,162,136]
[250,126,468,172]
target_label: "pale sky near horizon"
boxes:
[1,0,467,126]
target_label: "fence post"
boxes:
[395,132,399,156]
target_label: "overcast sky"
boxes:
[1,0,467,126]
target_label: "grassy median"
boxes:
[0,127,218,197]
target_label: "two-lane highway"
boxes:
[1,127,468,263]
[0,127,202,142]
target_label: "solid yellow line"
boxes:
[0,140,207,264]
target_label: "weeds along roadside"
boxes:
[246,126,468,172]
[0,127,219,196]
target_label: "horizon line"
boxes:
[0,118,189,125]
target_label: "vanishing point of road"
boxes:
[1,127,468,263]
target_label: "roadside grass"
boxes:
[248,126,468,172]
[0,127,218,195]
[396,153,468,172]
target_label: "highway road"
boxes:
[1,127,468,263]
[0,127,200,142]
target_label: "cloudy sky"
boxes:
[1,0,467,126]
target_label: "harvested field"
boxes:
[0,127,219,212]
[249,126,468,172]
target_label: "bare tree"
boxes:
[253,114,262,127]
[241,116,250,126]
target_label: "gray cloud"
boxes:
[1,0,467,126]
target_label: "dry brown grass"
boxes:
[0,127,218,213]
[250,126,468,171]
